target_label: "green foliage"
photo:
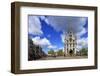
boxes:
[48,49,64,56]
[80,48,88,56]
[48,49,55,55]
[57,49,64,56]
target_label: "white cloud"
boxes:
[53,47,64,52]
[41,16,88,44]
[39,16,46,20]
[39,16,49,24]
[77,37,88,50]
[32,36,57,49]
[28,16,43,35]
[76,28,87,39]
[32,37,50,46]
[29,16,88,51]
[61,34,65,43]
[45,16,87,33]
[48,45,57,49]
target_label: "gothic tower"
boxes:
[64,32,77,56]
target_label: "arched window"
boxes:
[69,34,72,37]
[69,38,72,42]
[67,40,68,42]
[70,43,71,46]
[67,44,68,46]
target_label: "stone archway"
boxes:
[69,49,74,56]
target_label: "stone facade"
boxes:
[28,38,47,60]
[64,32,77,56]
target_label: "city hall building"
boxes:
[64,32,77,56]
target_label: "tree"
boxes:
[80,48,88,56]
[57,49,64,56]
[48,49,55,55]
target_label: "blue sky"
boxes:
[28,15,88,53]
